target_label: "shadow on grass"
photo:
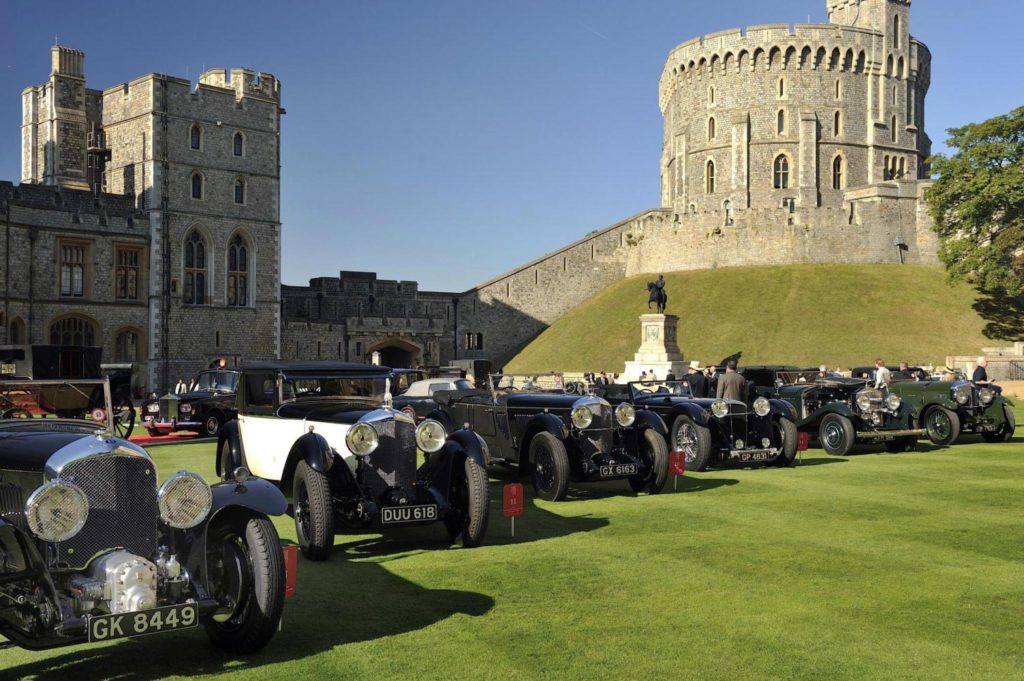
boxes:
[973,292,1024,340]
[3,555,494,680]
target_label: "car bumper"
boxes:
[142,418,201,433]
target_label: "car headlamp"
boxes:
[614,403,636,427]
[711,400,729,419]
[346,422,379,456]
[571,405,594,429]
[979,387,995,405]
[953,386,970,405]
[885,393,901,411]
[179,403,192,413]
[735,439,745,450]
[761,437,771,448]
[415,419,447,453]
[146,403,159,413]
[25,480,89,543]
[753,397,771,417]
[157,471,213,529]
[857,393,873,412]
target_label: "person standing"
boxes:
[706,365,719,394]
[973,357,1001,393]
[716,360,745,401]
[873,359,891,389]
[174,377,187,394]
[687,361,708,398]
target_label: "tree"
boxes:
[926,105,1024,296]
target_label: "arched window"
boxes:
[891,115,898,143]
[8,317,25,345]
[893,15,901,49]
[191,171,203,200]
[114,329,141,362]
[49,316,95,346]
[834,111,842,137]
[708,86,715,105]
[777,109,786,135]
[227,234,249,307]
[773,155,790,189]
[892,85,897,105]
[705,160,715,194]
[233,131,244,156]
[708,117,716,141]
[835,79,842,100]
[184,230,208,305]
[832,156,844,190]
[883,155,891,180]
[234,178,245,204]
[190,124,201,150]
[898,157,906,178]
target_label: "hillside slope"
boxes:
[504,265,1006,373]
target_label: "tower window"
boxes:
[893,15,901,49]
[835,79,842,100]
[708,117,716,141]
[832,156,844,190]
[233,131,244,156]
[891,116,898,143]
[59,242,87,297]
[778,78,785,98]
[705,160,715,194]
[191,172,203,200]
[708,86,715,105]
[183,229,208,305]
[227,234,249,307]
[190,124,201,150]
[834,111,842,137]
[773,155,790,189]
[234,178,245,204]
[777,109,786,135]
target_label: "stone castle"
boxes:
[1,0,940,387]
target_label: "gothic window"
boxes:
[59,242,87,297]
[708,117,716,141]
[773,155,790,189]
[708,86,715,105]
[835,79,842,99]
[832,156,844,190]
[834,111,842,137]
[778,78,785,98]
[234,178,245,204]
[227,234,249,307]
[49,316,95,346]
[191,171,203,200]
[8,318,24,345]
[891,116,898,143]
[190,124,201,150]
[893,15,901,49]
[883,156,891,180]
[114,245,142,300]
[114,329,140,362]
[233,131,244,156]
[892,85,897,105]
[183,230,208,305]
[898,157,906,178]
[705,160,715,194]
[777,109,786,135]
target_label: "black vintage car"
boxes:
[599,381,801,471]
[219,361,490,560]
[142,369,240,438]
[743,366,923,455]
[0,377,290,652]
[428,373,669,501]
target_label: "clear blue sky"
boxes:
[1,1,1019,292]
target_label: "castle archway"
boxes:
[367,337,422,369]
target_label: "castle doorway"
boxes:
[367,338,422,369]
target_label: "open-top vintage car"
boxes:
[851,366,1015,445]
[142,369,240,438]
[218,361,490,561]
[428,373,669,501]
[599,381,801,471]
[0,377,289,652]
[743,366,923,456]
[392,377,475,420]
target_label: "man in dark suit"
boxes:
[716,359,746,401]
[686,361,708,398]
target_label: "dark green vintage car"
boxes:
[851,366,1015,445]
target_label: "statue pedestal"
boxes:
[622,314,687,382]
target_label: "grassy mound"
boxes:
[505,264,1007,373]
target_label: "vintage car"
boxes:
[743,366,923,456]
[428,373,669,501]
[599,381,801,471]
[142,369,240,438]
[218,361,490,560]
[392,377,475,420]
[852,365,1015,445]
[0,377,289,652]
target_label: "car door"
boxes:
[238,372,298,481]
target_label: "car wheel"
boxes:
[293,461,335,561]
[672,414,712,472]
[628,428,669,493]
[445,457,490,547]
[218,440,236,481]
[111,395,135,439]
[981,404,1015,443]
[819,413,855,456]
[884,435,918,453]
[202,413,223,438]
[204,516,285,654]
[529,432,570,502]
[774,417,799,467]
[924,406,960,446]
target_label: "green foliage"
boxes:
[505,265,1004,373]
[927,105,1024,296]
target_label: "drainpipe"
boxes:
[451,297,459,360]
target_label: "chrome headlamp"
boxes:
[158,471,213,529]
[979,387,995,405]
[25,480,89,543]
[179,403,193,414]
[346,422,379,456]
[711,400,729,419]
[885,393,901,411]
[146,403,159,413]
[856,392,873,412]
[571,405,594,429]
[415,419,447,453]
[614,403,636,427]
[753,397,771,417]
[953,386,970,405]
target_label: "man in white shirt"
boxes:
[873,359,891,389]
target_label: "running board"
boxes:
[857,429,925,439]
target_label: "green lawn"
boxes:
[4,405,1023,680]
[505,264,1008,373]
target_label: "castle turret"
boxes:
[827,0,910,49]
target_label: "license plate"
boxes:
[0,363,15,375]
[735,449,772,462]
[381,504,438,525]
[599,463,637,477]
[88,603,198,642]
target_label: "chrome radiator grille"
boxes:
[363,418,417,497]
[57,453,158,569]
[0,482,27,533]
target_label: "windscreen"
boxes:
[490,374,564,394]
[280,373,388,403]
[628,380,694,398]
[194,371,239,392]
[0,379,110,428]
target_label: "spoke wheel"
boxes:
[672,415,711,472]
[924,406,960,446]
[112,396,135,438]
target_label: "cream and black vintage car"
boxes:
[218,362,490,561]
[0,377,289,652]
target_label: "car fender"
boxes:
[518,412,569,464]
[216,419,247,479]
[280,431,353,496]
[768,399,797,421]
[0,519,65,649]
[803,402,855,428]
[425,408,456,434]
[634,408,668,435]
[420,429,490,506]
[670,402,710,428]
